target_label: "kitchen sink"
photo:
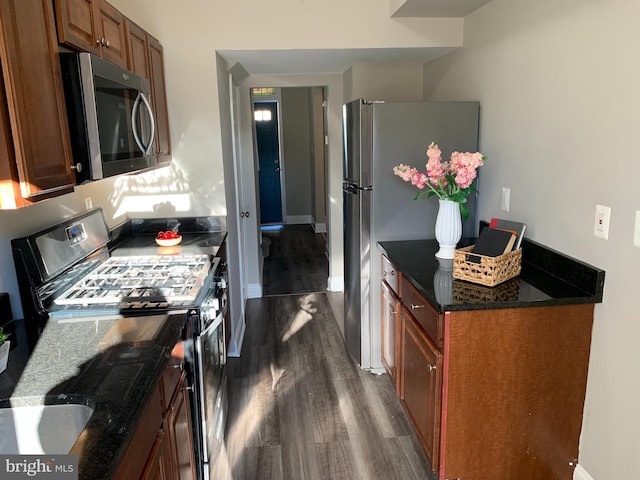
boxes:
[0,402,94,454]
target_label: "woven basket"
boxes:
[453,246,522,287]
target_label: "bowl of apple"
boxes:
[155,230,182,246]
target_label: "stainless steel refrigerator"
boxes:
[342,99,480,371]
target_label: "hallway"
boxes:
[261,224,329,296]
[212,225,434,479]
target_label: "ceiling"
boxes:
[391,0,492,18]
[219,47,458,75]
[219,0,491,76]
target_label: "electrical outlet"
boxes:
[593,204,611,240]
[634,211,640,247]
[84,197,92,210]
[501,187,510,212]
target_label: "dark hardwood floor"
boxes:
[261,225,329,296]
[211,223,434,479]
[212,293,434,480]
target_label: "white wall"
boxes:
[346,63,425,102]
[423,0,640,478]
[281,88,313,218]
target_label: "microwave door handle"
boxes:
[139,92,156,155]
[132,92,156,155]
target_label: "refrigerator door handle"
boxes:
[343,180,372,193]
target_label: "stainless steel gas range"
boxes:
[11,208,227,480]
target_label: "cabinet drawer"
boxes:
[381,255,400,295]
[401,276,443,349]
[160,341,184,412]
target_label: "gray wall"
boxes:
[281,88,313,218]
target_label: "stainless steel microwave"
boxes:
[60,52,157,184]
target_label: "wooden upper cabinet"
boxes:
[125,19,149,78]
[125,21,171,161]
[0,0,75,208]
[97,1,126,67]
[147,35,171,161]
[54,0,127,67]
[53,0,101,56]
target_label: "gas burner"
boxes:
[53,254,212,306]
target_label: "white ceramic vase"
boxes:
[435,199,462,259]
[0,341,9,374]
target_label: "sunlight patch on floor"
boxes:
[281,293,319,342]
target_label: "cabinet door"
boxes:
[147,35,171,161]
[53,0,102,56]
[166,374,196,480]
[381,279,400,390]
[141,430,168,480]
[0,0,75,205]
[400,307,443,473]
[125,19,150,78]
[97,1,127,67]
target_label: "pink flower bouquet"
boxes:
[393,141,485,221]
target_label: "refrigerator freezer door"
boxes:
[343,99,373,365]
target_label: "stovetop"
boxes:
[52,254,212,307]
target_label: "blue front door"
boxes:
[255,101,283,224]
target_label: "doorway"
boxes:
[254,100,284,224]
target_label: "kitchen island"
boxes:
[2,221,228,479]
[377,238,604,480]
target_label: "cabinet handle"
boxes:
[390,310,396,315]
[410,304,425,310]
[104,39,111,48]
[70,163,83,172]
[383,270,396,277]
[428,364,436,372]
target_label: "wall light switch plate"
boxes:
[84,197,92,210]
[634,211,640,247]
[594,204,611,240]
[501,187,510,212]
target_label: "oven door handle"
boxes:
[201,308,224,338]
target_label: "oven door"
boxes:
[196,304,227,477]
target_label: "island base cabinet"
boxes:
[439,305,594,480]
[399,307,442,474]
[381,279,400,390]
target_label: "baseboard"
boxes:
[285,215,313,224]
[328,275,344,292]
[227,315,246,358]
[246,282,262,299]
[313,222,327,233]
[574,464,594,480]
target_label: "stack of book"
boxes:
[468,218,526,263]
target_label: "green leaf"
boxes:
[459,203,469,221]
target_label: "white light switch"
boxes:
[501,187,510,212]
[594,204,611,240]
[634,211,640,247]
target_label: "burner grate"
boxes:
[53,254,212,306]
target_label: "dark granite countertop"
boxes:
[1,312,185,480]
[0,217,229,479]
[377,238,605,313]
